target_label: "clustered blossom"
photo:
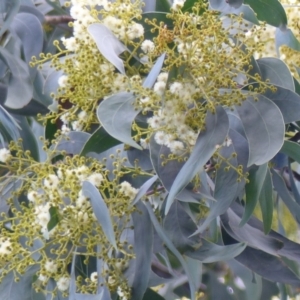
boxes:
[44,260,58,273]
[44,174,60,189]
[32,0,147,133]
[57,75,68,88]
[132,4,270,156]
[117,286,129,300]
[56,276,71,291]
[172,0,186,11]
[0,148,11,163]
[0,146,139,296]
[119,181,138,200]
[126,23,144,40]
[147,75,200,154]
[90,271,98,283]
[141,39,155,53]
[34,202,52,238]
[0,237,12,256]
[265,0,300,79]
[86,173,104,187]
[6,0,276,298]
[247,1,300,79]
[32,0,269,159]
[59,109,89,133]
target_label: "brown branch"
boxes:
[146,185,165,196]
[44,15,74,25]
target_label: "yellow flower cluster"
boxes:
[258,0,300,78]
[280,1,300,78]
[131,4,272,155]
[0,141,139,297]
[32,0,272,157]
[4,0,286,297]
[32,0,145,132]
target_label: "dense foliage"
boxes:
[1,0,300,299]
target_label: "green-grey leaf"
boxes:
[271,169,300,225]
[237,4,260,24]
[0,82,7,102]
[264,85,300,124]
[185,257,202,291]
[221,207,283,256]
[272,152,288,169]
[80,127,121,156]
[0,47,33,109]
[16,116,39,161]
[0,265,42,300]
[0,179,22,216]
[222,229,300,287]
[1,98,49,116]
[286,162,300,206]
[229,127,249,168]
[185,239,246,263]
[82,181,117,249]
[0,0,21,38]
[10,12,43,77]
[294,77,300,96]
[0,0,9,13]
[54,131,90,155]
[132,175,158,205]
[18,4,45,24]
[44,26,65,54]
[257,58,294,91]
[230,201,300,263]
[275,28,300,56]
[143,53,166,88]
[33,70,53,107]
[259,168,273,234]
[235,95,285,166]
[11,12,44,80]
[149,137,186,190]
[165,106,229,214]
[240,163,268,227]
[43,69,64,106]
[280,140,300,164]
[127,147,153,171]
[88,23,126,74]
[294,65,300,79]
[97,92,142,149]
[69,248,111,300]
[142,0,155,12]
[229,0,243,8]
[150,139,213,203]
[142,288,165,300]
[47,206,60,231]
[45,118,57,145]
[131,202,153,300]
[145,202,196,300]
[227,109,247,138]
[210,1,259,24]
[210,0,242,9]
[210,0,235,10]
[44,0,67,14]
[0,104,20,141]
[163,201,199,251]
[192,141,242,235]
[155,0,170,12]
[244,0,287,27]
[182,0,199,12]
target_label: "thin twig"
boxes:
[44,15,74,25]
